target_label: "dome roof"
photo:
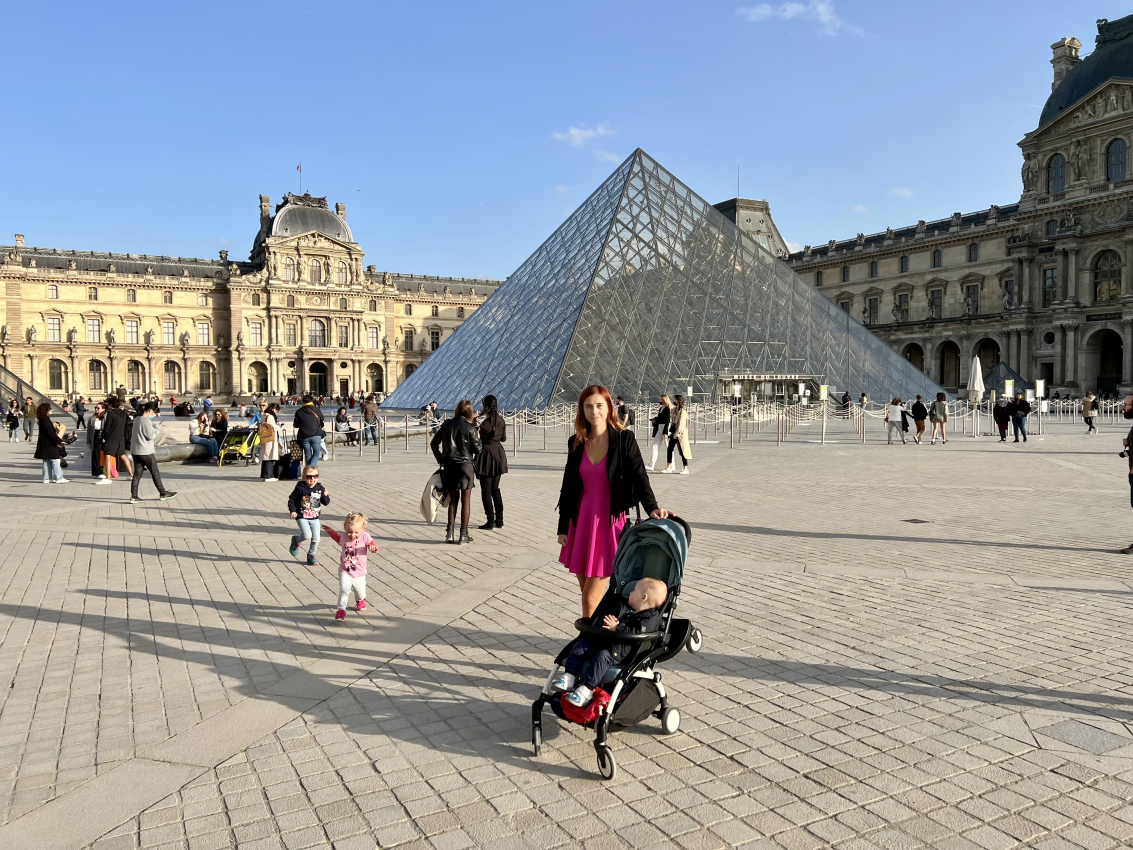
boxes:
[253,193,352,249]
[1040,16,1133,128]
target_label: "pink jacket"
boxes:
[324,528,378,576]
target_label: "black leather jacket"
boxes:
[431,417,482,465]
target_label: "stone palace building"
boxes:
[787,13,1133,397]
[0,192,499,401]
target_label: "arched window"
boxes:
[1047,153,1067,194]
[457,307,465,318]
[431,305,439,317]
[48,359,67,391]
[163,291,173,304]
[932,249,942,268]
[88,287,98,301]
[868,261,878,278]
[308,319,327,347]
[405,363,417,379]
[126,360,144,392]
[968,243,979,263]
[338,297,348,311]
[88,360,107,391]
[198,361,215,391]
[1095,250,1122,302]
[47,284,58,299]
[405,303,413,316]
[369,299,377,312]
[1108,138,1127,182]
[282,257,296,281]
[163,361,180,391]
[336,262,348,285]
[126,289,136,303]
[251,293,261,306]
[286,294,296,308]
[309,259,322,283]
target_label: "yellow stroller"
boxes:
[218,426,260,466]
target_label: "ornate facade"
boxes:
[787,14,1133,397]
[0,193,499,401]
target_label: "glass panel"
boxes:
[383,150,946,409]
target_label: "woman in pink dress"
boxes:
[558,385,670,617]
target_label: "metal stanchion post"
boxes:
[405,414,409,450]
[821,401,827,444]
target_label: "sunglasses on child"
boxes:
[304,474,319,479]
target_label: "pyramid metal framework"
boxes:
[384,149,945,410]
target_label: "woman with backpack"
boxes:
[258,403,284,481]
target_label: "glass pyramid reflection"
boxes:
[384,149,946,410]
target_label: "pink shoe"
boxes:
[334,609,346,621]
[356,599,366,612]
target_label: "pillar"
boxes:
[1023,329,1034,380]
[1124,239,1133,297]
[1068,247,1082,303]
[1055,326,1065,383]
[1069,324,1080,385]
[1057,249,1069,302]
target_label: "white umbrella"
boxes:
[968,356,985,402]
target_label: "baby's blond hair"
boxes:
[344,512,367,531]
[636,577,668,605]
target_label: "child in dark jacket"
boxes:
[553,577,667,707]
[287,465,330,565]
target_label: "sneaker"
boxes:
[98,474,107,479]
[679,469,689,475]
[56,478,70,484]
[551,672,577,692]
[160,492,177,501]
[130,497,143,504]
[356,599,366,612]
[334,609,346,621]
[565,685,593,707]
[307,554,316,566]
[263,478,278,483]
[96,478,112,485]
[289,536,300,556]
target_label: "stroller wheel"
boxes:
[685,628,703,654]
[596,745,617,781]
[660,707,681,735]
[532,725,542,756]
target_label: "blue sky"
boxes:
[1,1,1128,278]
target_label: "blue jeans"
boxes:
[1012,415,1027,440]
[42,459,62,482]
[293,517,320,556]
[563,640,616,688]
[363,423,378,445]
[190,434,219,458]
[301,436,323,466]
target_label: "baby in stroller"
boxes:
[553,577,667,707]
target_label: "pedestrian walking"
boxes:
[993,396,1011,442]
[430,399,482,544]
[929,393,949,444]
[557,384,669,618]
[646,395,672,470]
[74,396,87,430]
[21,397,35,442]
[886,398,908,444]
[1082,391,1099,434]
[129,403,176,503]
[288,466,329,565]
[662,394,691,474]
[361,395,380,446]
[1120,395,1133,553]
[5,402,18,442]
[910,395,928,444]
[294,395,325,467]
[88,402,107,480]
[322,512,378,621]
[34,403,68,483]
[101,398,133,478]
[188,412,219,460]
[1008,392,1031,442]
[616,396,628,427]
[258,403,284,481]
[475,394,507,530]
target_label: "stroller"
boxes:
[531,516,702,781]
[218,426,260,467]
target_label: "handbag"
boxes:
[258,422,275,442]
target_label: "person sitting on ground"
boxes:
[552,577,668,708]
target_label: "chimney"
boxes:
[1051,37,1082,91]
[14,234,23,247]
[335,202,346,220]
[259,194,271,228]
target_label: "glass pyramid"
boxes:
[384,149,946,410]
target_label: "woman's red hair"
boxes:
[573,384,624,445]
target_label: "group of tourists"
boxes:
[645,394,691,474]
[885,393,951,445]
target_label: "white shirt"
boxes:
[888,404,905,422]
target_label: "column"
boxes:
[1007,331,1016,372]
[1124,239,1133,297]
[1054,326,1064,383]
[1068,324,1079,385]
[1068,247,1082,303]
[1124,320,1133,384]
[1022,329,1034,380]
[1057,249,1069,302]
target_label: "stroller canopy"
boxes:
[609,518,689,597]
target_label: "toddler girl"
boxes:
[322,512,378,621]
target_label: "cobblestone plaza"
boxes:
[0,417,1131,849]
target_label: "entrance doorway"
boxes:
[903,344,925,372]
[287,377,297,396]
[1097,329,1123,396]
[938,341,961,389]
[308,362,328,396]
[339,378,350,397]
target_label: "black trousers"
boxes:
[479,474,503,520]
[667,438,688,467]
[131,454,168,498]
[260,459,274,479]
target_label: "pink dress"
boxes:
[559,451,626,579]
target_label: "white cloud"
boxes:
[554,185,573,194]
[562,206,577,218]
[850,203,868,213]
[552,124,614,147]
[886,187,915,199]
[593,150,622,163]
[785,240,804,253]
[736,2,861,36]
